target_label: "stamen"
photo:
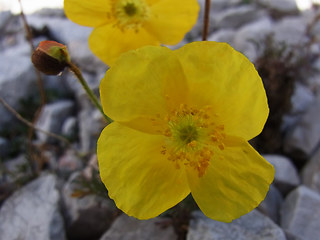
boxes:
[111,0,150,31]
[187,140,197,148]
[158,104,226,177]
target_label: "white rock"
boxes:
[57,149,83,176]
[3,155,31,183]
[281,186,320,240]
[307,61,320,88]
[273,17,308,46]
[61,116,77,139]
[301,147,320,194]
[68,40,107,74]
[0,11,13,32]
[257,0,298,13]
[290,82,315,114]
[258,184,283,223]
[62,172,114,240]
[0,46,37,131]
[0,137,9,158]
[233,17,274,61]
[282,83,315,130]
[35,100,75,143]
[78,108,106,152]
[210,0,243,10]
[284,95,320,157]
[215,5,267,29]
[26,15,92,44]
[208,29,236,45]
[1,14,25,49]
[0,174,66,240]
[187,210,286,240]
[264,154,300,194]
[100,214,176,240]
[65,71,100,103]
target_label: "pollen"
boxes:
[111,0,150,31]
[159,104,226,177]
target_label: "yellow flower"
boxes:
[64,0,199,65]
[97,41,275,222]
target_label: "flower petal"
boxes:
[145,0,162,5]
[89,24,159,65]
[144,0,199,44]
[64,0,112,27]
[97,122,190,219]
[99,45,188,133]
[186,136,274,222]
[175,41,269,140]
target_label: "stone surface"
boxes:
[233,17,273,61]
[0,46,37,131]
[2,154,31,183]
[187,210,286,240]
[308,65,320,89]
[257,0,298,13]
[65,71,100,103]
[78,108,106,152]
[273,17,308,46]
[0,14,25,50]
[289,82,315,115]
[0,137,9,158]
[61,116,78,140]
[284,95,320,158]
[0,11,12,33]
[281,186,320,240]
[285,231,304,240]
[1,3,320,240]
[264,154,300,195]
[100,214,177,240]
[301,147,320,194]
[26,14,92,44]
[82,154,99,180]
[208,29,236,45]
[210,0,243,10]
[189,0,243,40]
[57,149,83,177]
[215,5,266,29]
[35,100,75,143]
[62,172,115,240]
[68,40,107,74]
[257,184,283,223]
[0,174,66,240]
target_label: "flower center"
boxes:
[158,104,226,177]
[169,115,201,148]
[178,125,198,144]
[123,3,137,16]
[111,0,150,31]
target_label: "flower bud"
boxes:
[32,41,70,75]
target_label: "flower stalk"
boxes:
[202,0,211,41]
[67,62,113,124]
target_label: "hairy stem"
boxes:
[67,62,113,124]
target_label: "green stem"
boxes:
[67,62,113,124]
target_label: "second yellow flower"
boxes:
[64,0,199,65]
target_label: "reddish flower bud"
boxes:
[32,41,70,75]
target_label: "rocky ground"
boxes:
[0,0,320,239]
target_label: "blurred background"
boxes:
[0,0,320,240]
